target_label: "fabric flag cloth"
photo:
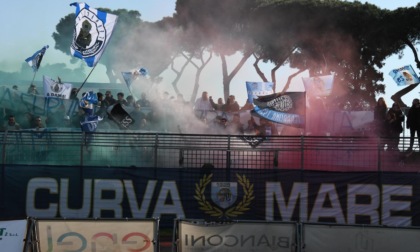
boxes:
[122,67,149,89]
[43,76,73,99]
[107,103,135,129]
[70,2,118,67]
[80,91,102,133]
[246,81,274,104]
[122,71,134,90]
[252,92,306,128]
[302,75,334,97]
[389,65,420,86]
[79,91,98,116]
[25,45,49,72]
[139,67,148,77]
[80,114,102,132]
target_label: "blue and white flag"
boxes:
[25,45,49,72]
[389,65,420,86]
[246,81,274,103]
[252,92,306,128]
[302,75,334,97]
[70,2,118,67]
[122,71,134,90]
[122,67,149,89]
[80,114,102,132]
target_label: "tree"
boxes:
[176,0,257,101]
[248,0,413,110]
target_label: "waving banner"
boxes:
[246,81,274,103]
[252,92,306,128]
[70,2,118,67]
[43,76,73,99]
[302,75,334,97]
[25,45,49,72]
[389,65,420,86]
[108,103,135,129]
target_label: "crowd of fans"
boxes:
[373,97,420,152]
[2,84,420,151]
[1,86,278,137]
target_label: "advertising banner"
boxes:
[37,219,156,252]
[0,219,27,251]
[179,221,296,252]
[303,223,420,252]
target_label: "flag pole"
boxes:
[30,71,38,85]
[76,65,97,95]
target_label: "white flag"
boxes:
[43,76,73,99]
[302,75,334,97]
[70,2,118,67]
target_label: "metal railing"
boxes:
[1,129,418,172]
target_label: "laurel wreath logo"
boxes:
[194,173,254,218]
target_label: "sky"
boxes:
[1,0,419,107]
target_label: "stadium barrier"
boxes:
[173,219,420,252]
[0,130,418,172]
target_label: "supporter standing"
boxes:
[194,91,214,120]
[406,98,420,152]
[116,92,128,106]
[210,95,240,113]
[137,93,151,107]
[386,103,404,151]
[103,90,116,108]
[27,84,39,95]
[373,97,388,149]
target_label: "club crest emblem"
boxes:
[211,182,237,209]
[195,173,254,218]
[49,80,64,93]
[72,8,106,57]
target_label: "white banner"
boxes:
[179,221,295,252]
[37,220,156,252]
[304,224,420,252]
[0,219,27,251]
[302,75,334,97]
[43,75,72,99]
[0,86,79,117]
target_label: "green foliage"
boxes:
[48,1,420,110]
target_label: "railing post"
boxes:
[2,131,7,164]
[377,139,382,172]
[226,135,231,180]
[80,132,85,167]
[300,135,305,171]
[154,133,158,169]
[1,132,7,212]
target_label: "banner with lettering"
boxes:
[389,65,420,86]
[2,165,420,227]
[0,220,27,251]
[252,92,306,128]
[37,219,156,251]
[43,76,73,99]
[0,86,79,117]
